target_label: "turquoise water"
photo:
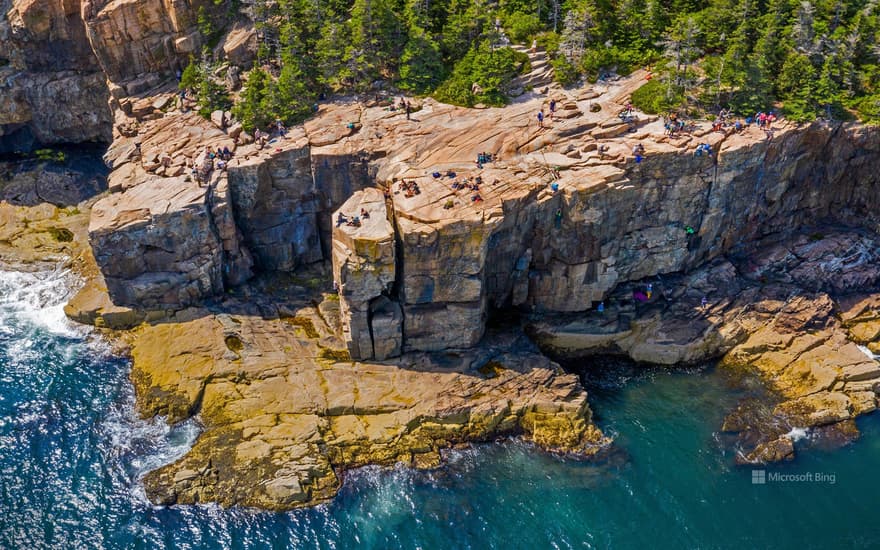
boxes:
[2,268,880,549]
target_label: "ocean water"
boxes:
[2,268,880,549]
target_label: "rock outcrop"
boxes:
[81,0,200,91]
[89,169,252,308]
[86,74,880,359]
[528,230,880,462]
[0,0,112,150]
[332,188,401,360]
[127,283,606,510]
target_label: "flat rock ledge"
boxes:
[128,286,608,510]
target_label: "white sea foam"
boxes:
[0,266,202,505]
[785,427,810,442]
[98,381,202,504]
[0,268,85,338]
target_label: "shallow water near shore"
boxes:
[2,269,880,549]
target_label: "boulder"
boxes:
[211,110,226,130]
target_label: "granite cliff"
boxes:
[5,0,880,510]
[73,72,880,505]
[84,78,880,358]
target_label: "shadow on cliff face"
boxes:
[139,262,338,326]
[0,144,109,207]
[523,227,880,466]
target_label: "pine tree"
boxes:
[347,0,406,88]
[559,6,596,66]
[232,67,273,132]
[316,20,352,89]
[400,26,446,92]
[271,53,318,124]
[661,16,702,100]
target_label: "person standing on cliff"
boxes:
[537,110,545,128]
[633,143,645,163]
[405,101,411,120]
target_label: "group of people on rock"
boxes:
[190,145,235,185]
[336,212,353,227]
[398,180,421,198]
[394,97,413,120]
[663,112,686,136]
[753,111,778,140]
[663,107,779,143]
[536,99,559,128]
[476,151,494,168]
[452,175,482,193]
[753,111,777,128]
[336,208,372,228]
[250,120,288,150]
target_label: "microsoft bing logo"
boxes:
[752,470,766,484]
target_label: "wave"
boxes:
[0,267,86,339]
[98,380,203,505]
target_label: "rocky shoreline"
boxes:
[128,294,608,509]
[0,185,612,510]
[15,87,880,509]
[4,0,880,512]
[530,229,880,463]
[4,139,880,511]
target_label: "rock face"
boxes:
[128,284,606,510]
[89,175,224,308]
[89,171,252,308]
[0,151,107,206]
[80,0,204,91]
[86,76,880,359]
[87,105,380,308]
[528,230,880,462]
[332,188,401,360]
[0,0,112,150]
[0,0,256,151]
[227,131,323,271]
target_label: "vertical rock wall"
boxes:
[87,118,880,355]
[331,188,401,360]
[395,213,494,352]
[523,123,880,314]
[0,0,112,150]
[89,175,227,308]
[80,0,204,93]
[226,134,323,271]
